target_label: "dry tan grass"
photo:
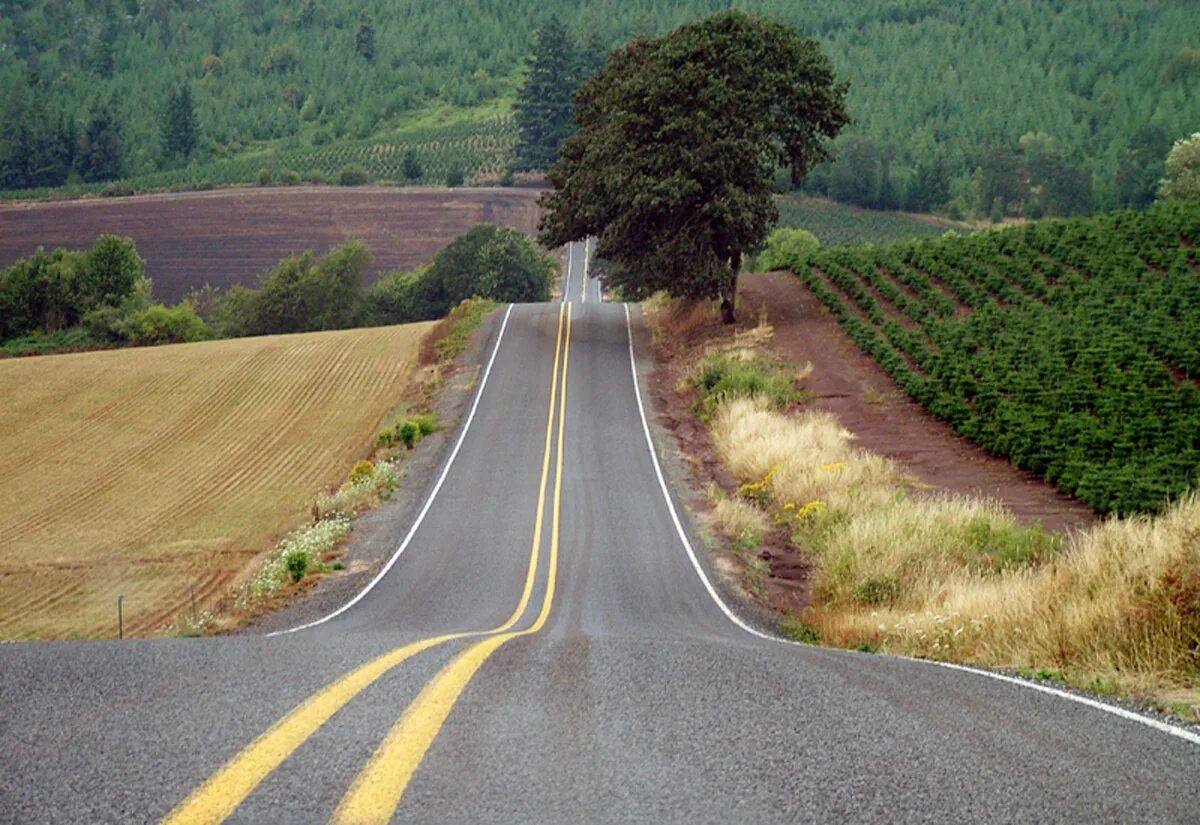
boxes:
[710,395,1200,713]
[706,483,770,541]
[0,323,432,639]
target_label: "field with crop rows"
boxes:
[775,194,963,247]
[0,323,432,639]
[792,202,1200,515]
[0,186,543,303]
[0,118,517,202]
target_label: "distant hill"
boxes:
[2,1,1197,215]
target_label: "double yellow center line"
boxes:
[163,303,573,825]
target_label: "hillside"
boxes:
[0,322,432,638]
[788,202,1200,515]
[2,1,1197,214]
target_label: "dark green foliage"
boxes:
[355,10,376,62]
[0,235,166,349]
[337,164,368,186]
[1,2,1198,210]
[792,202,1200,515]
[77,102,123,183]
[285,548,309,582]
[401,148,422,181]
[230,241,371,336]
[512,16,584,173]
[162,82,199,162]
[361,225,552,326]
[540,12,848,321]
[444,166,464,188]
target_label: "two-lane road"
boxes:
[1,297,1197,823]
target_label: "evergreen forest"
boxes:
[2,0,1197,217]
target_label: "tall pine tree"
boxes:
[79,102,124,183]
[162,82,199,162]
[512,17,578,173]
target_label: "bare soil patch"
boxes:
[0,186,543,303]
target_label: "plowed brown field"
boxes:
[0,186,543,302]
[0,322,432,639]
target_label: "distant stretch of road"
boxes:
[1,241,1196,822]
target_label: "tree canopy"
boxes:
[1159,132,1200,202]
[539,11,848,321]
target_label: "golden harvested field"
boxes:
[0,323,433,639]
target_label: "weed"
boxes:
[731,527,764,554]
[349,460,375,485]
[692,350,800,420]
[398,420,419,449]
[285,548,309,583]
[851,574,901,606]
[781,616,821,644]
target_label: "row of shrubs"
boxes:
[1,224,555,354]
[252,163,467,188]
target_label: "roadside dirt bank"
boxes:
[645,271,1096,618]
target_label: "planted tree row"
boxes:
[0,119,516,201]
[788,202,1200,515]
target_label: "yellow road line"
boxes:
[161,304,567,825]
[331,303,572,825]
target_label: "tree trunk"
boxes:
[721,261,739,325]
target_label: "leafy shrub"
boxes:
[256,168,272,186]
[124,302,210,345]
[398,420,419,449]
[280,169,301,186]
[445,166,464,187]
[755,228,820,271]
[285,548,309,582]
[338,164,369,186]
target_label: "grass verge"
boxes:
[653,297,1200,721]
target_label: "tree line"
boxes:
[0,224,555,354]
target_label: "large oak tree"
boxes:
[538,12,848,322]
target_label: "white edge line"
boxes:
[564,243,574,303]
[267,303,516,637]
[621,303,1200,748]
[581,240,588,305]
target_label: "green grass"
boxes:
[432,298,502,364]
[0,328,99,357]
[691,350,802,420]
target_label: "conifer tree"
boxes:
[512,17,577,172]
[78,102,124,183]
[162,82,199,162]
[356,10,376,62]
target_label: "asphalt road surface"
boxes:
[2,244,1197,822]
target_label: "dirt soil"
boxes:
[0,185,543,303]
[647,271,1096,618]
[741,271,1096,533]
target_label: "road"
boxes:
[1,246,1197,822]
